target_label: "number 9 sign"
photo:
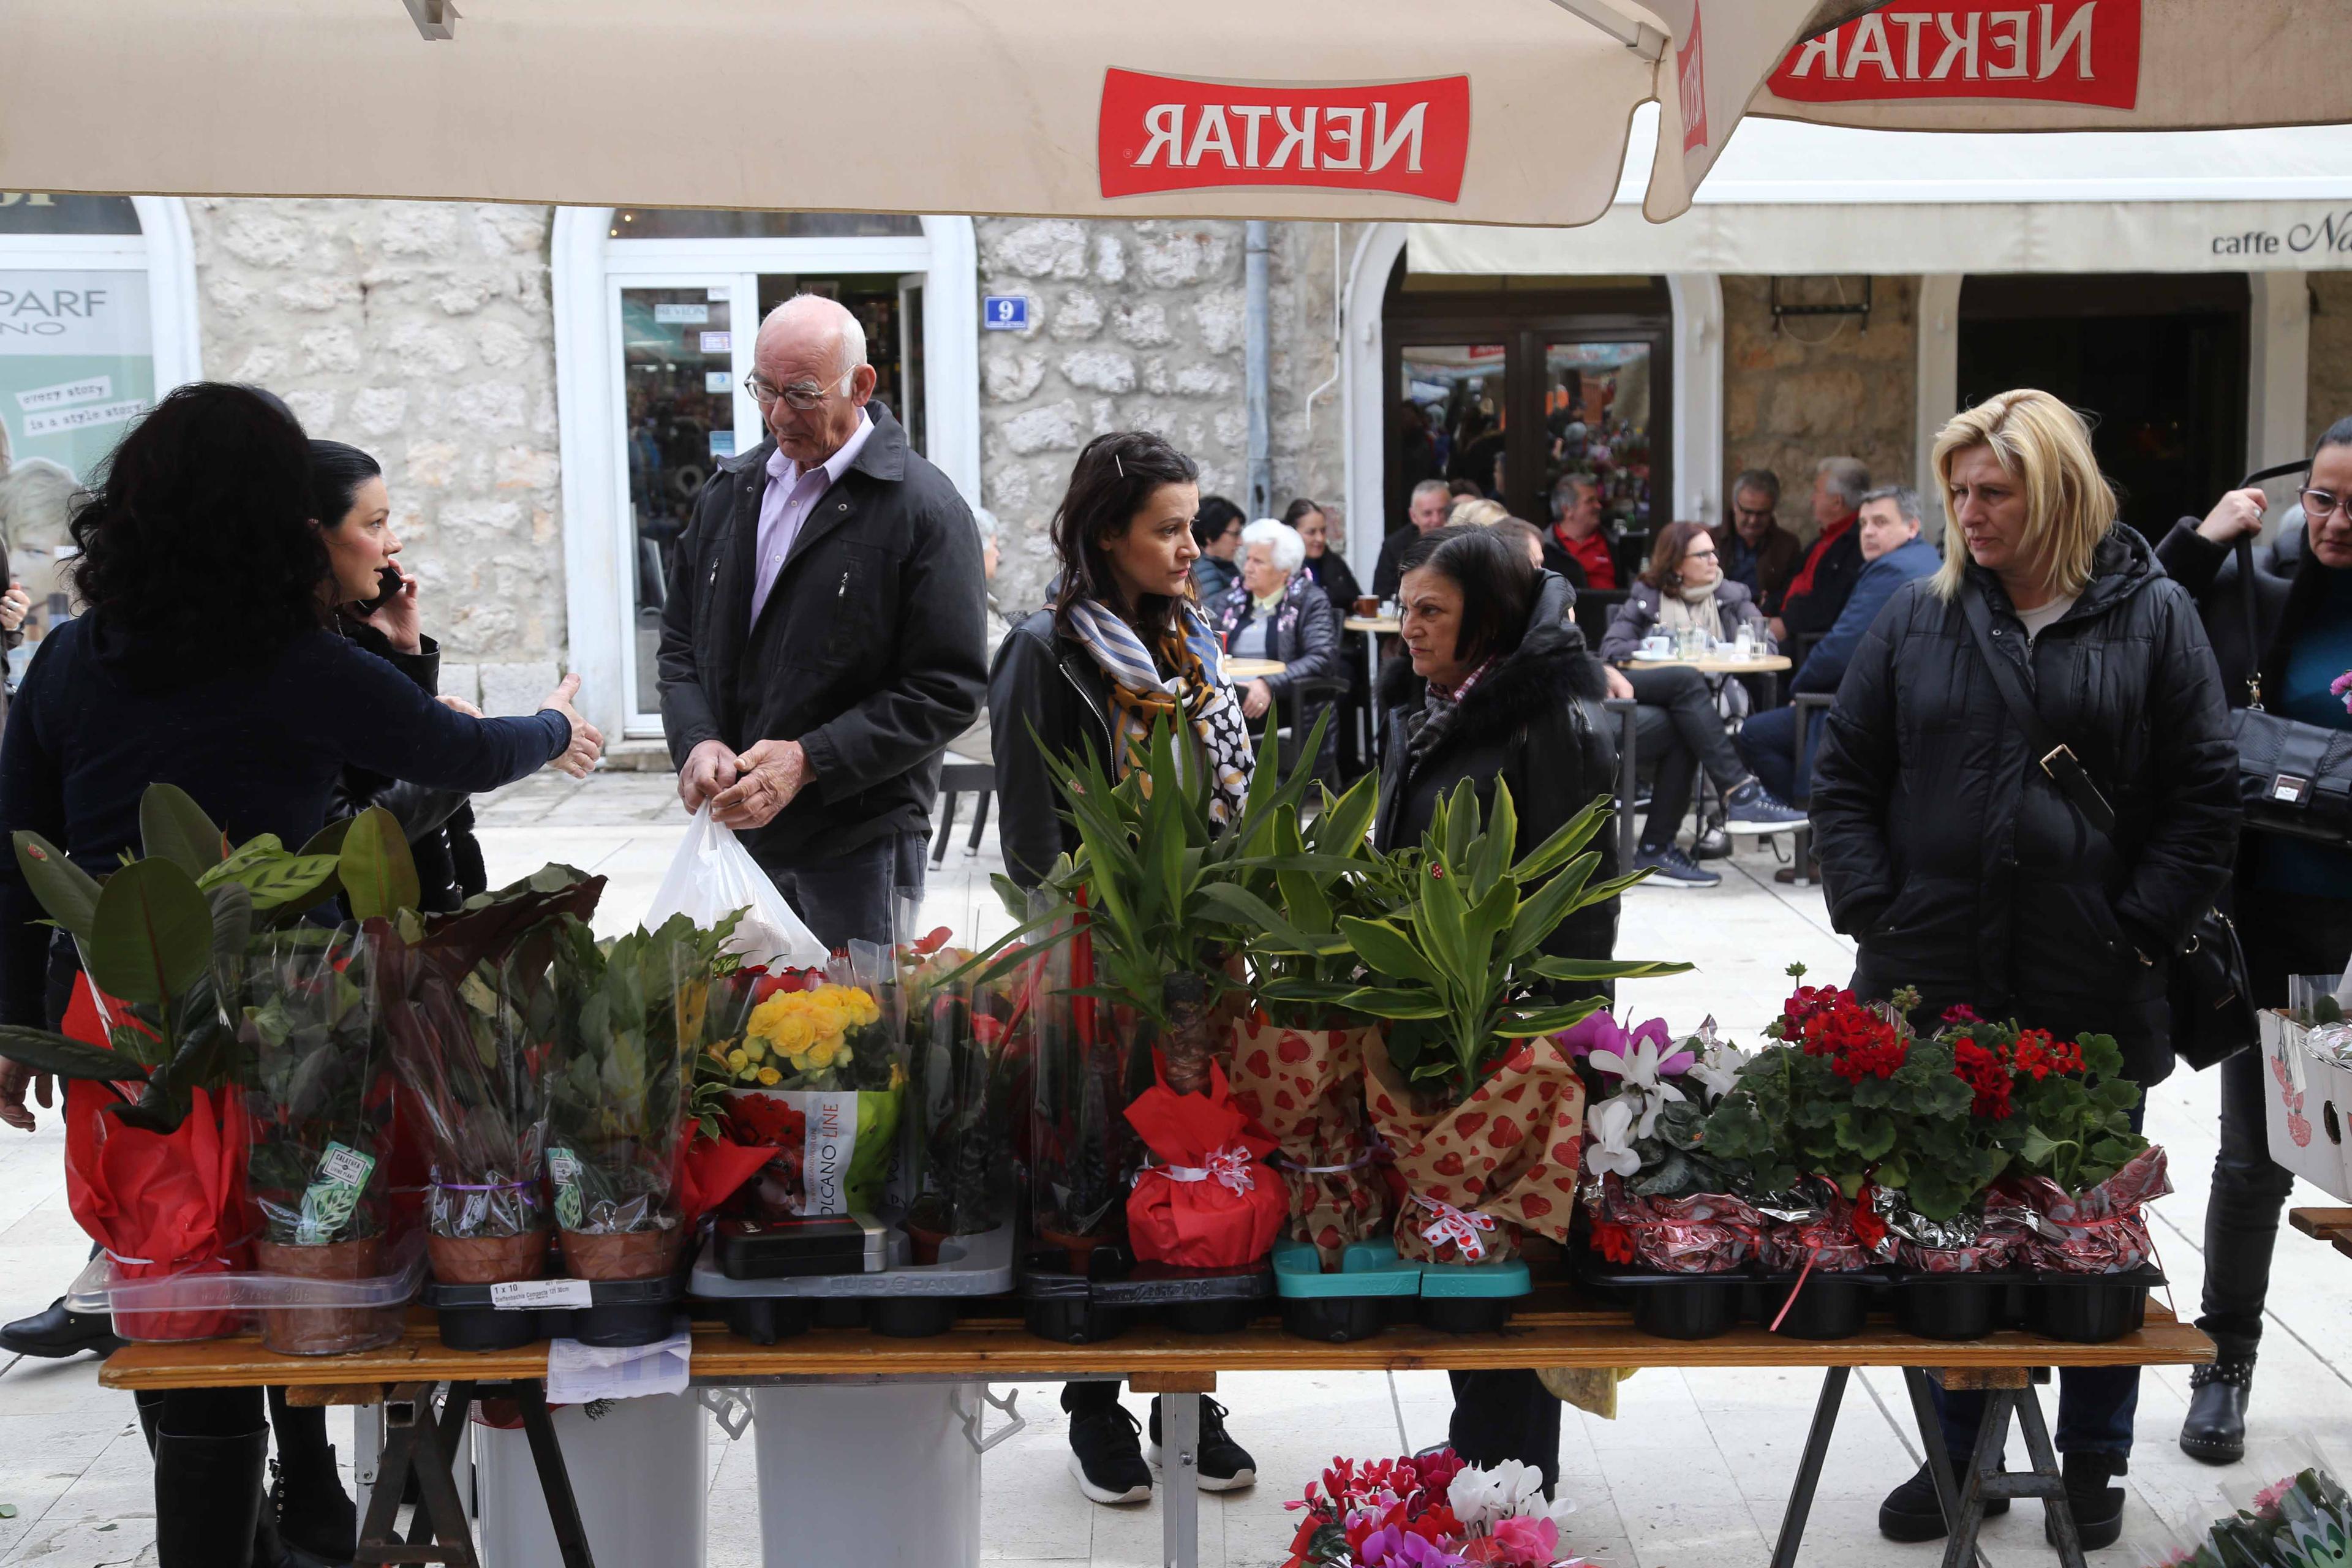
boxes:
[982,295,1030,331]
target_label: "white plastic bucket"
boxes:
[750,1382,985,1568]
[475,1392,706,1567]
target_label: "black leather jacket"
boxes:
[987,607,1118,891]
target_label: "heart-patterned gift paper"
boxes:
[1227,1017,1389,1268]
[1365,1035,1586,1264]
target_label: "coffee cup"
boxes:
[1354,596,1380,617]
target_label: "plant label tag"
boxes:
[296,1142,375,1246]
[780,1091,859,1216]
[490,1278,593,1311]
[549,1147,586,1231]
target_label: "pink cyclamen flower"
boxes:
[1359,1525,1470,1567]
[2334,669,2352,717]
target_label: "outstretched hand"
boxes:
[538,673,603,778]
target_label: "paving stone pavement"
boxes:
[0,770,2344,1567]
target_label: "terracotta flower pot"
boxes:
[559,1223,683,1281]
[903,1218,948,1267]
[428,1227,549,1286]
[1037,1220,1106,1276]
[254,1237,404,1356]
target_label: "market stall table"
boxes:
[100,1287,2211,1568]
[2291,1207,2352,1260]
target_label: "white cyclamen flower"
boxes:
[1449,1459,1551,1531]
[1585,1093,1643,1179]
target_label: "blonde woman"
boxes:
[1811,389,2238,1551]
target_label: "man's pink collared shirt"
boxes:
[749,409,875,625]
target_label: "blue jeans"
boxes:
[1735,704,1817,805]
[758,830,928,952]
[1934,1101,2149,1461]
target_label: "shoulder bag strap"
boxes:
[1958,585,2117,837]
[2234,534,2264,710]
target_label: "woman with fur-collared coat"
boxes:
[1372,524,1621,1496]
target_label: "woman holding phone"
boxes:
[0,383,601,1568]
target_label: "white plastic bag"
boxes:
[646,805,826,970]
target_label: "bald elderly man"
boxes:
[658,294,986,948]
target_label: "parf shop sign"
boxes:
[1768,0,2141,110]
[1098,69,1471,203]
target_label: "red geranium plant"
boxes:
[1701,967,1996,1221]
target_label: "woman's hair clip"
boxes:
[1115,451,1125,479]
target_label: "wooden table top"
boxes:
[2291,1206,2352,1260]
[1224,658,1287,679]
[98,1288,2212,1393]
[1621,654,1794,674]
[1343,617,1403,635]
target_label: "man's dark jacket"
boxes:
[658,401,985,865]
[1776,519,1865,640]
[1373,572,1621,970]
[1809,525,2239,1087]
[1790,535,1939,695]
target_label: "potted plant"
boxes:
[903,968,1022,1264]
[0,790,415,1339]
[545,913,733,1280]
[375,865,605,1286]
[1267,784,1680,1265]
[1199,771,1395,1268]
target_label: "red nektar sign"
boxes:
[1678,3,1710,153]
[1767,0,2140,109]
[1098,69,1471,202]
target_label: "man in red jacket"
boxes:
[1542,473,1618,589]
[1766,456,1870,646]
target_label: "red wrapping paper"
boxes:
[677,1126,777,1232]
[61,974,252,1340]
[1366,1037,1585,1264]
[1226,1018,1387,1268]
[1587,1175,1762,1273]
[1895,1232,2019,1273]
[1758,1189,1872,1273]
[1124,1061,1287,1267]
[1987,1146,2172,1273]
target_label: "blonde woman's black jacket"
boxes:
[1809,525,2239,1087]
[1373,572,1621,966]
[656,401,986,866]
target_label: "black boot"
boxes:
[2046,1452,2127,1552]
[153,1427,268,1568]
[272,1449,357,1567]
[0,1296,123,1359]
[1877,1460,2007,1542]
[2179,1355,2255,1466]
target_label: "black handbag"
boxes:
[2225,459,2352,846]
[1960,589,2255,1070]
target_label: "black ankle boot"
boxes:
[2046,1452,2127,1552]
[2179,1354,2255,1466]
[273,1449,356,1567]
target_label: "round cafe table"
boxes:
[1341,617,1403,764]
[1618,652,1792,676]
[1224,657,1286,680]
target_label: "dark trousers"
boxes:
[1448,1370,1560,1494]
[760,829,929,952]
[1735,704,1817,805]
[1627,665,1746,851]
[1936,1102,2147,1460]
[2198,888,2352,1360]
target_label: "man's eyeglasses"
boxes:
[1733,507,1774,524]
[2302,488,2352,522]
[745,371,852,412]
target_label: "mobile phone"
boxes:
[356,565,404,616]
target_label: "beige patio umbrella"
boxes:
[0,0,1834,227]
[1748,1,2352,140]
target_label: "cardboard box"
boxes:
[2259,1009,2352,1203]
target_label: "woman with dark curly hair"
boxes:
[0,383,601,1568]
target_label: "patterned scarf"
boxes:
[1064,597,1256,829]
[1404,654,1499,775]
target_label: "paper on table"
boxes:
[546,1319,692,1404]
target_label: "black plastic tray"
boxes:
[1748,1268,1887,1341]
[2025,1264,2163,1344]
[1018,1245,1273,1343]
[1574,1260,1750,1342]
[1891,1268,2026,1341]
[423,1276,684,1350]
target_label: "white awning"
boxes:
[1408,112,2352,274]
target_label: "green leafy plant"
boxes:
[1,787,417,1133]
[1193,769,1384,1030]
[1934,1012,2146,1196]
[544,913,736,1234]
[906,972,1024,1238]
[1258,784,1684,1104]
[242,927,392,1246]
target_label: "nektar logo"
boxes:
[1768,1,2140,110]
[1099,69,1470,202]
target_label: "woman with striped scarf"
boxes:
[987,428,1261,1506]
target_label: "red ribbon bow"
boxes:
[1412,1193,1497,1262]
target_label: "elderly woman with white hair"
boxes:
[1212,516,1342,774]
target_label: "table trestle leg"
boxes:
[1159,1390,1200,1568]
[353,1381,479,1567]
[1768,1365,1850,1568]
[514,1379,598,1568]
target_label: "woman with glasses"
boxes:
[2157,420,2352,1467]
[1597,521,1804,886]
